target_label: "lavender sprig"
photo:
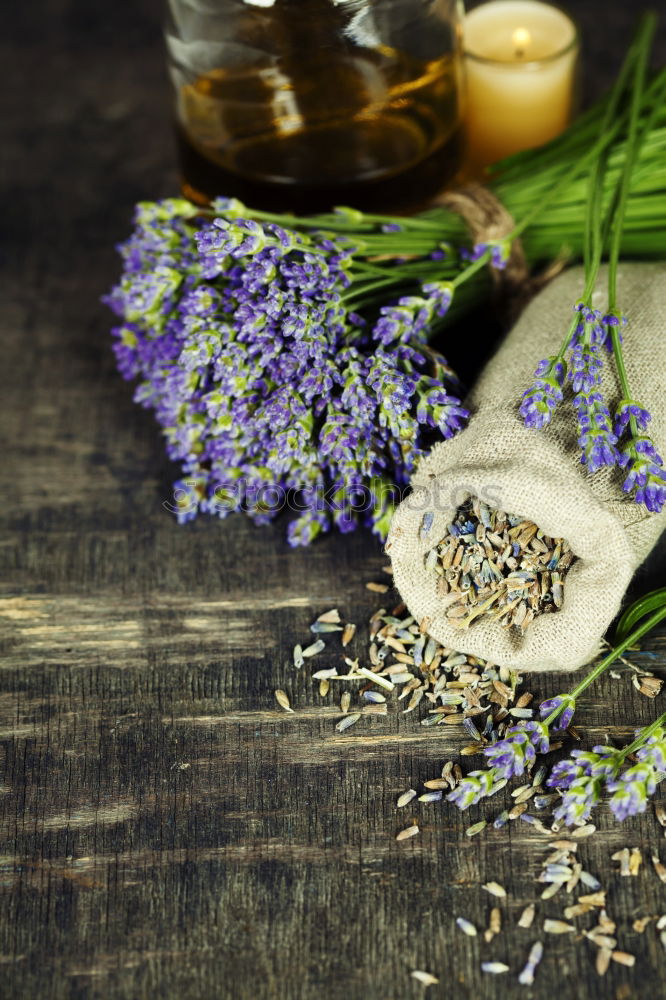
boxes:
[447,590,666,817]
[520,300,619,473]
[547,719,666,825]
[519,357,565,429]
[538,695,575,731]
[547,745,623,825]
[518,16,664,513]
[608,726,666,820]
[606,311,666,513]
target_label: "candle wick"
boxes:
[511,27,531,61]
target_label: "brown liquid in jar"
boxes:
[175,42,462,213]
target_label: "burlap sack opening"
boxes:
[387,263,666,673]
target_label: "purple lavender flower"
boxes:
[607,725,666,820]
[601,309,627,351]
[519,357,565,428]
[446,769,498,810]
[552,775,602,825]
[461,239,510,269]
[614,399,652,435]
[460,243,488,263]
[548,745,620,784]
[421,280,454,318]
[619,435,666,512]
[523,720,551,754]
[561,304,619,472]
[547,744,623,826]
[539,695,575,730]
[637,726,666,771]
[483,726,537,779]
[547,756,586,790]
[573,303,606,340]
[573,390,619,473]
[607,763,655,820]
[170,477,206,524]
[451,722,552,813]
[518,301,637,478]
[568,342,603,393]
[105,200,468,545]
[415,381,468,437]
[287,505,331,547]
[372,282,454,347]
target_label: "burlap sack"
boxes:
[388,263,666,672]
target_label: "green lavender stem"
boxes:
[543,599,666,728]
[603,24,666,440]
[622,709,666,757]
[608,37,662,312]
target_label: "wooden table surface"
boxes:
[2,2,665,998]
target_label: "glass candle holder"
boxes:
[463,0,580,172]
[165,0,464,212]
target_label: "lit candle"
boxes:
[463,0,579,170]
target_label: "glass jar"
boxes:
[165,0,464,212]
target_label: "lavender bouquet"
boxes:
[105,203,468,545]
[105,16,666,545]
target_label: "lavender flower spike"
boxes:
[539,694,575,731]
[446,769,500,810]
[372,280,454,347]
[483,725,538,779]
[607,725,666,820]
[573,390,619,473]
[614,398,652,435]
[619,435,666,513]
[567,311,618,473]
[461,239,511,269]
[547,744,623,826]
[552,775,602,826]
[519,357,565,429]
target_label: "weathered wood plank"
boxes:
[2,1,666,998]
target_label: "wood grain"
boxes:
[2,2,666,998]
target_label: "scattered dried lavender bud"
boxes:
[543,919,575,935]
[418,791,443,803]
[341,623,357,647]
[481,962,509,974]
[302,639,326,658]
[396,789,417,808]
[335,713,361,732]
[274,689,294,713]
[518,905,536,929]
[396,824,419,842]
[518,941,543,986]
[596,948,612,977]
[482,882,507,898]
[410,970,439,986]
[465,820,488,838]
[611,951,635,967]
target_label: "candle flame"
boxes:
[512,27,531,57]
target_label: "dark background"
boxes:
[1,2,665,999]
